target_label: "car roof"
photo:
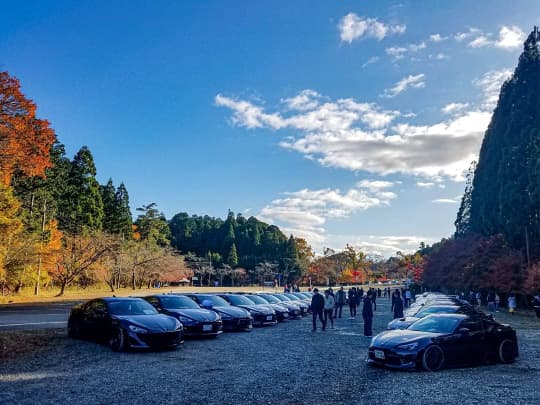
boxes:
[101,297,144,302]
[423,313,468,320]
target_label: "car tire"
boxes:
[67,322,80,339]
[109,327,127,352]
[421,345,445,371]
[498,339,517,363]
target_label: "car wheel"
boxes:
[498,339,517,363]
[422,345,445,371]
[109,327,127,352]
[67,322,80,339]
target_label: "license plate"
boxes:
[266,315,273,321]
[374,350,385,360]
[203,324,212,332]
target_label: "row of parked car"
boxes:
[67,291,313,351]
[367,292,519,371]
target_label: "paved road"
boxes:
[0,302,77,330]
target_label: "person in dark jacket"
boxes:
[391,289,404,319]
[371,288,377,312]
[362,292,374,336]
[348,288,357,318]
[532,291,540,319]
[334,287,346,318]
[311,288,325,331]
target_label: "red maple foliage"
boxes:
[0,71,55,185]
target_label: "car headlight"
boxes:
[219,313,233,320]
[396,342,419,351]
[128,324,149,333]
[174,321,183,330]
[177,316,196,326]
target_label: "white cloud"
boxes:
[458,25,525,50]
[429,53,448,60]
[362,56,380,68]
[416,182,435,188]
[216,89,491,182]
[441,102,470,115]
[432,196,461,204]
[496,25,525,49]
[339,13,406,43]
[382,74,426,98]
[386,42,426,61]
[258,183,398,247]
[429,33,447,42]
[281,90,321,111]
[473,69,513,109]
[322,234,437,257]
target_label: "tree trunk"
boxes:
[56,281,67,297]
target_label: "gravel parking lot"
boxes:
[1,299,539,405]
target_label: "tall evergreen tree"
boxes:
[454,161,476,237]
[62,146,104,234]
[114,182,133,239]
[469,27,540,258]
[227,243,238,267]
[101,179,116,234]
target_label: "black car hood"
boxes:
[387,317,419,330]
[237,304,274,315]
[372,329,443,348]
[113,314,179,332]
[268,303,288,312]
[213,306,250,318]
[166,308,220,322]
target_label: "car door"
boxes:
[84,300,111,340]
[457,318,486,364]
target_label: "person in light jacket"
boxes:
[323,290,335,330]
[508,294,517,315]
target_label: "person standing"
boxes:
[348,287,357,319]
[323,290,335,330]
[487,291,496,313]
[495,293,501,312]
[508,293,517,315]
[392,289,404,319]
[533,291,540,319]
[335,287,346,318]
[362,292,374,337]
[371,288,377,312]
[311,288,325,331]
[404,289,412,308]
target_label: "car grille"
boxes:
[368,349,405,366]
[137,331,182,347]
[186,322,222,334]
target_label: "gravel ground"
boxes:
[0,299,539,405]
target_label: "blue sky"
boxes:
[1,1,539,256]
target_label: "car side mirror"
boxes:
[457,327,470,335]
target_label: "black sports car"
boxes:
[186,294,253,331]
[144,295,222,337]
[387,304,480,330]
[273,294,305,316]
[68,297,183,351]
[368,314,518,371]
[257,293,302,318]
[219,294,277,326]
[282,293,310,314]
[244,294,290,322]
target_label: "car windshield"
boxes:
[284,294,300,301]
[408,316,461,333]
[226,295,255,305]
[259,294,280,303]
[246,295,268,305]
[108,300,158,316]
[160,296,200,309]
[197,295,229,307]
[274,294,291,301]
[417,306,457,317]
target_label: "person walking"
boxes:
[311,288,325,331]
[323,290,335,330]
[533,291,540,319]
[348,288,357,319]
[335,286,346,318]
[362,291,374,337]
[487,291,496,313]
[508,293,517,315]
[392,289,404,319]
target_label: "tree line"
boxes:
[0,71,189,296]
